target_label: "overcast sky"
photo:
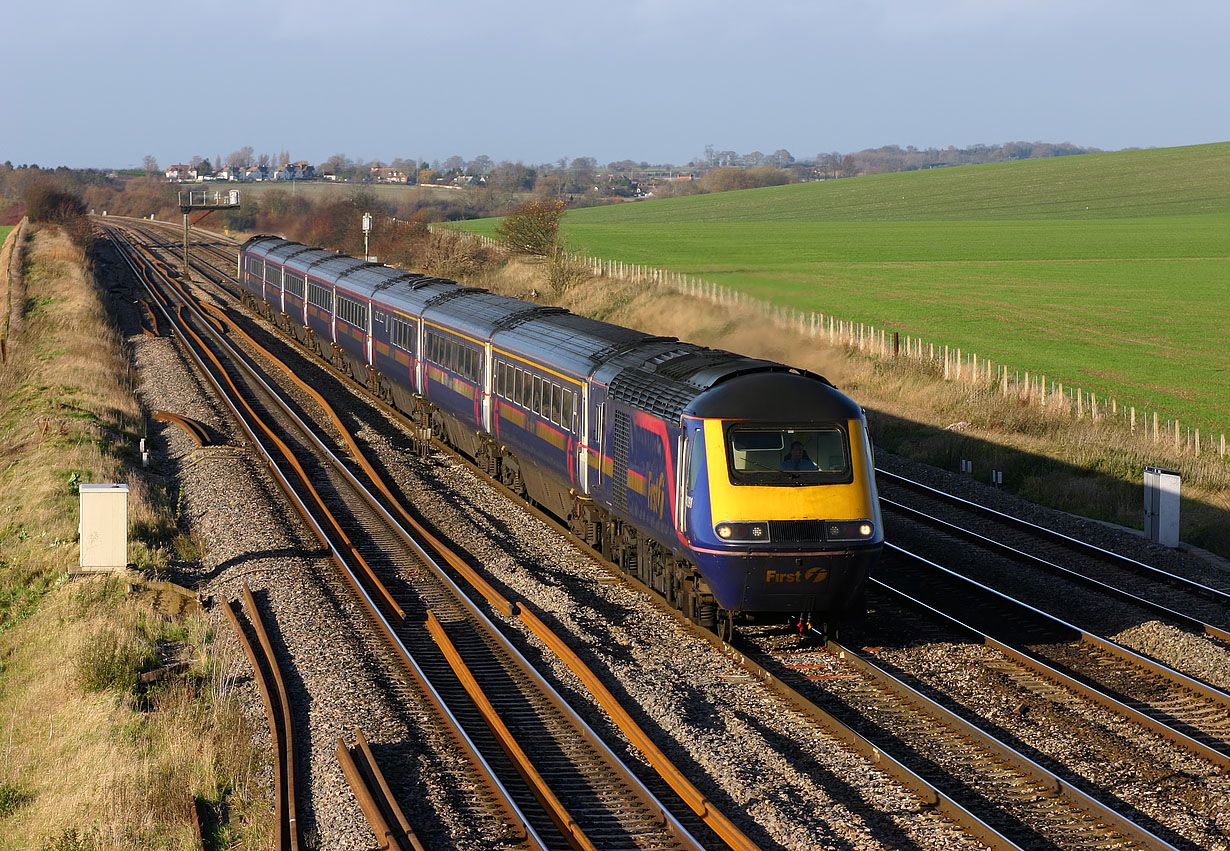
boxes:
[5,0,1228,169]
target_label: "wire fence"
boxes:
[464,231,1228,460]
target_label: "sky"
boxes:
[5,0,1229,170]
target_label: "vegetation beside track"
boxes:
[0,225,270,849]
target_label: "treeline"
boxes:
[0,137,1105,243]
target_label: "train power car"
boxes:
[239,236,883,638]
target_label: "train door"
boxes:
[576,384,589,493]
[329,287,337,345]
[365,299,374,367]
[415,321,425,393]
[481,342,493,433]
[677,423,704,537]
[587,391,606,494]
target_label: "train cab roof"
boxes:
[685,370,860,422]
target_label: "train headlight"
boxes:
[825,520,875,542]
[714,522,770,542]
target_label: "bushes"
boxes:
[23,180,94,249]
[494,198,566,256]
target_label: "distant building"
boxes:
[164,164,195,181]
[370,167,409,184]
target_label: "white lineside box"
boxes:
[78,483,129,571]
[1143,467,1180,549]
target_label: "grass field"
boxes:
[459,143,1230,433]
[0,225,12,246]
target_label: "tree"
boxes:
[226,146,254,168]
[494,198,566,256]
[769,149,794,168]
[142,155,159,177]
[468,154,493,174]
[322,153,355,177]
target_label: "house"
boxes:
[369,167,409,184]
[244,165,270,181]
[164,164,196,181]
[217,166,245,181]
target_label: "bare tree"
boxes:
[142,154,159,177]
[226,146,254,167]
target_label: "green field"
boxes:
[460,143,1230,432]
[0,225,12,245]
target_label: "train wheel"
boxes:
[716,610,734,643]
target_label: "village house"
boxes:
[164,164,196,181]
[369,167,409,184]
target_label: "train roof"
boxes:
[493,311,652,382]
[240,236,845,421]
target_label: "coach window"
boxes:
[550,384,562,425]
[562,389,573,429]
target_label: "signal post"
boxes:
[177,190,240,280]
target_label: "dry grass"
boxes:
[0,227,272,849]
[473,257,1230,556]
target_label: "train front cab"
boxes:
[679,373,883,629]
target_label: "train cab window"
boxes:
[726,426,851,485]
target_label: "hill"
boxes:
[564,142,1230,223]
[461,144,1230,434]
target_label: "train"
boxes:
[238,235,883,638]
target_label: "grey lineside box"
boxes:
[78,483,129,571]
[1143,467,1180,549]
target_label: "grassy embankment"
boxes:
[0,225,270,849]
[455,144,1230,553]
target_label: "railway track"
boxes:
[104,222,737,850]
[877,469,1230,644]
[220,583,300,851]
[105,218,1230,848]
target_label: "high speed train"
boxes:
[239,235,882,638]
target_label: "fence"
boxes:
[463,231,1227,459]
